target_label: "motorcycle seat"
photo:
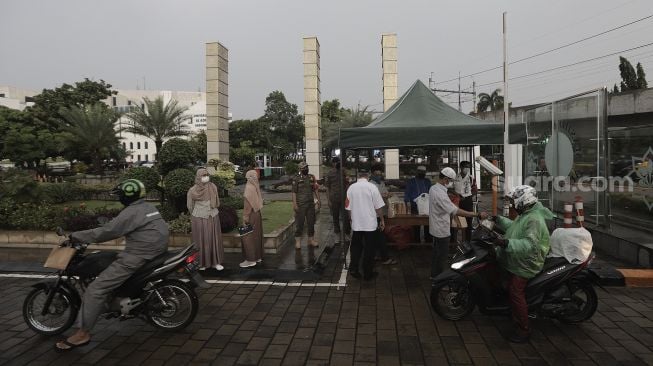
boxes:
[132,248,186,276]
[541,257,569,272]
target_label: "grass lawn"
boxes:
[237,200,294,234]
[55,200,123,210]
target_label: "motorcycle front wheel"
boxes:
[146,279,198,330]
[557,280,598,323]
[431,280,476,321]
[23,286,78,336]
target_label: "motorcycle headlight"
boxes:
[451,257,476,270]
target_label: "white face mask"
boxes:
[200,176,210,183]
[463,168,470,175]
[445,181,454,189]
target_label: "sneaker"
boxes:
[239,260,256,268]
[215,264,224,271]
[381,258,398,265]
[256,259,263,263]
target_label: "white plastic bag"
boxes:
[548,227,593,264]
[414,193,430,216]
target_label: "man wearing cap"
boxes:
[324,157,350,241]
[454,161,475,242]
[429,167,487,279]
[346,168,385,280]
[292,161,320,249]
[404,165,432,242]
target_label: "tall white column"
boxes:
[206,42,229,163]
[303,37,322,179]
[382,33,399,179]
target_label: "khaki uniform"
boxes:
[324,168,350,234]
[292,173,318,237]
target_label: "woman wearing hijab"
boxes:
[240,169,264,268]
[187,168,224,271]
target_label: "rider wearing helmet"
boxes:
[55,179,169,351]
[493,185,554,343]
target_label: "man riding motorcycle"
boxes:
[492,185,554,343]
[55,179,169,351]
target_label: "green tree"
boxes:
[29,78,116,131]
[322,105,374,153]
[636,62,648,89]
[261,91,303,161]
[229,119,272,152]
[124,96,189,158]
[123,166,161,194]
[157,138,195,176]
[619,56,638,91]
[230,141,257,167]
[58,104,123,174]
[612,84,620,94]
[477,88,504,112]
[190,130,207,164]
[321,99,343,124]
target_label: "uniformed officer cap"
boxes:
[298,162,308,170]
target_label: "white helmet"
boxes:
[508,185,538,211]
[440,167,456,180]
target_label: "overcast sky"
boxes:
[2,0,652,119]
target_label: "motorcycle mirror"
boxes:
[55,227,65,237]
[97,216,109,225]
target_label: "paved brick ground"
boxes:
[1,246,653,366]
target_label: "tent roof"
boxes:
[339,79,525,149]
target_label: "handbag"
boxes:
[43,246,76,270]
[451,215,468,229]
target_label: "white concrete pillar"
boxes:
[382,33,399,179]
[206,42,229,163]
[303,37,322,179]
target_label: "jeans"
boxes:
[350,230,376,277]
[431,236,450,278]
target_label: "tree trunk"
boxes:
[155,140,163,160]
[93,151,103,175]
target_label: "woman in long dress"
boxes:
[187,168,224,271]
[240,169,264,268]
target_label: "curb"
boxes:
[616,269,653,287]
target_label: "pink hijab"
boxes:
[244,170,263,212]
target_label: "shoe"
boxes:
[199,267,206,271]
[364,272,379,281]
[507,330,530,344]
[256,259,263,263]
[215,264,224,271]
[381,258,397,265]
[239,260,256,268]
[349,271,362,279]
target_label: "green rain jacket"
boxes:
[495,202,554,279]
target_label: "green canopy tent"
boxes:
[339,79,526,149]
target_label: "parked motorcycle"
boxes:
[23,227,207,335]
[431,221,600,323]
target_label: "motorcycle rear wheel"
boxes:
[557,280,597,323]
[147,279,198,330]
[431,280,476,320]
[23,287,78,336]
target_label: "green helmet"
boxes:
[112,179,146,206]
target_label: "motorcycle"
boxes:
[430,220,600,323]
[23,227,207,335]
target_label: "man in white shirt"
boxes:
[454,161,475,242]
[429,167,487,279]
[346,169,386,280]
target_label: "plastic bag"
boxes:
[414,193,429,216]
[548,227,593,264]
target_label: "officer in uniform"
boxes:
[324,157,350,241]
[292,162,320,249]
[55,179,169,351]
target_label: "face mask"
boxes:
[371,175,381,183]
[463,168,470,175]
[201,176,210,183]
[445,181,454,189]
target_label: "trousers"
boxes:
[431,236,450,278]
[294,203,316,237]
[329,197,350,234]
[350,230,376,277]
[76,254,148,330]
[508,274,530,333]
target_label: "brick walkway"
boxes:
[1,245,653,366]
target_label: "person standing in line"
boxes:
[324,157,350,241]
[187,168,224,271]
[370,165,397,265]
[429,167,487,279]
[346,169,385,280]
[404,165,432,242]
[454,161,475,242]
[240,169,264,268]
[292,162,320,249]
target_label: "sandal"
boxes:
[54,339,90,352]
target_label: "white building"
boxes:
[0,86,37,110]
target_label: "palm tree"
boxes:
[124,96,189,159]
[59,104,123,174]
[477,88,504,112]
